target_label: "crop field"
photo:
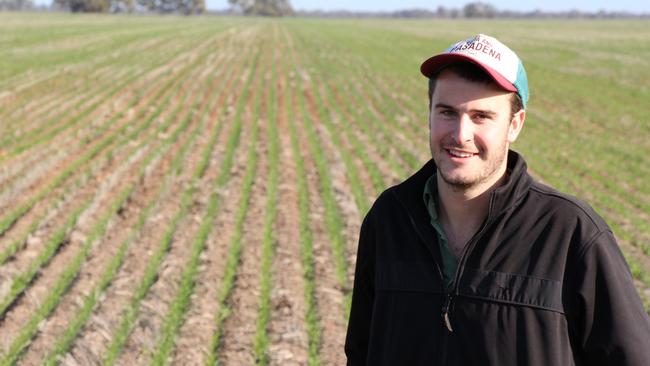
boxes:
[0,12,649,365]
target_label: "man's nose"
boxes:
[451,115,473,144]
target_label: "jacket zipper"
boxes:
[442,293,453,332]
[438,195,497,365]
[440,293,451,365]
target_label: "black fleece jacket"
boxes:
[345,151,650,365]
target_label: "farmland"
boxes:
[0,12,649,365]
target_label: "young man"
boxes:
[345,34,650,365]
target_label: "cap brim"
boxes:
[420,54,517,93]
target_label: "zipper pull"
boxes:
[441,294,453,333]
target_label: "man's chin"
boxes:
[439,173,476,190]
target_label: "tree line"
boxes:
[52,0,206,13]
[296,2,649,19]
[0,0,293,14]
[227,0,293,16]
[0,0,33,10]
[2,0,647,18]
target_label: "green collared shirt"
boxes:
[423,174,458,289]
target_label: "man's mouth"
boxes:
[446,148,478,158]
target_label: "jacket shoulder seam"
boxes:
[529,183,606,230]
[575,229,613,263]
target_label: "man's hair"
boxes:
[427,61,523,118]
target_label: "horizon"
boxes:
[31,0,650,13]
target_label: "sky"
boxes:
[33,0,650,13]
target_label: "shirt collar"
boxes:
[423,173,440,222]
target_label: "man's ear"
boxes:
[508,109,525,143]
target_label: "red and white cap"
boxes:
[420,34,529,109]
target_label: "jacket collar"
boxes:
[390,150,533,235]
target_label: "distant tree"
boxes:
[229,0,293,16]
[110,0,133,12]
[463,2,497,18]
[55,0,202,13]
[435,6,449,17]
[54,0,109,12]
[0,0,34,10]
[391,9,435,18]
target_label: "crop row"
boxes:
[0,24,257,364]
[0,23,240,246]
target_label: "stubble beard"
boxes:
[431,139,509,193]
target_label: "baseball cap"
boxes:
[420,34,529,109]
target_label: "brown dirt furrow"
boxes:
[0,147,101,264]
[0,62,141,171]
[348,65,427,146]
[0,34,162,125]
[0,33,217,255]
[167,108,233,365]
[283,25,348,364]
[113,30,259,363]
[352,76,424,150]
[60,31,249,365]
[63,171,187,365]
[217,63,270,365]
[0,142,154,354]
[0,146,74,211]
[112,144,222,363]
[61,90,230,366]
[16,151,167,365]
[169,45,261,366]
[0,32,219,211]
[14,61,216,364]
[2,77,89,139]
[1,67,153,175]
[0,68,173,206]
[0,134,150,308]
[3,65,130,144]
[0,41,171,167]
[0,140,124,267]
[0,65,132,206]
[295,85,347,366]
[286,39,360,284]
[266,49,309,366]
[0,72,91,143]
[319,80,390,200]
[354,61,428,151]
[167,133,243,365]
[3,30,228,358]
[312,81,388,293]
[114,75,256,366]
[328,81,409,187]
[303,85,360,289]
[348,77,430,169]
[0,76,163,220]
[0,72,127,200]
[0,48,200,284]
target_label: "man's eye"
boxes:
[439,110,455,117]
[474,114,490,121]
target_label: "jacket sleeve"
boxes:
[569,230,650,365]
[345,212,376,366]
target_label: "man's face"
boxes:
[429,70,525,193]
